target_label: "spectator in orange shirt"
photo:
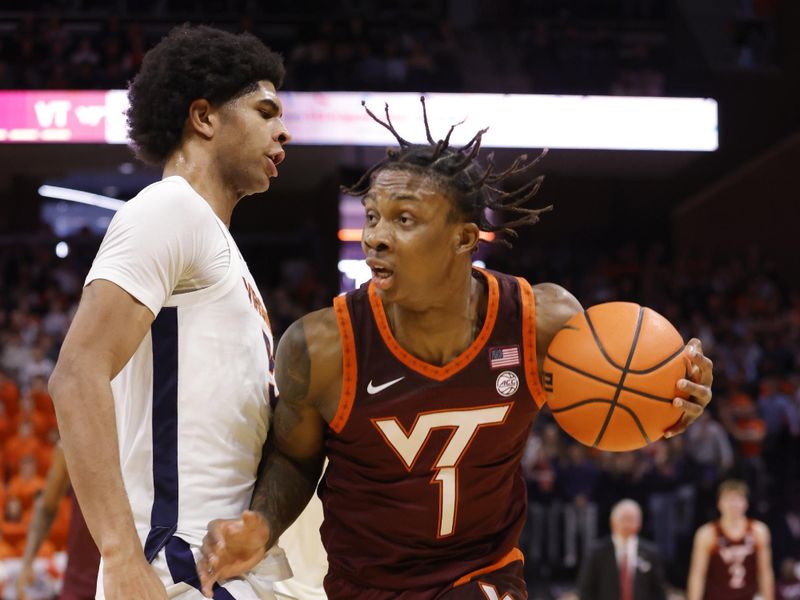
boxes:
[7,455,45,512]
[0,404,10,447]
[4,420,42,475]
[28,375,57,431]
[0,367,20,419]
[2,496,31,554]
[15,393,50,439]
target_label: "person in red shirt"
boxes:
[16,444,100,600]
[687,479,774,600]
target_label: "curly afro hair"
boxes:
[127,24,285,165]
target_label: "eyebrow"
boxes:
[256,98,282,117]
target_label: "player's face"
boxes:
[718,490,748,518]
[361,168,475,306]
[215,80,291,195]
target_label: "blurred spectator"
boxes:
[7,456,45,512]
[577,499,667,600]
[558,443,599,567]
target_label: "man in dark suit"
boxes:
[577,499,667,600]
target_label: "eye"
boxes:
[365,210,378,224]
[260,111,275,120]
[398,214,414,226]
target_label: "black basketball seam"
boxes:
[615,402,652,445]
[627,345,685,375]
[551,399,651,446]
[583,310,625,371]
[592,306,644,448]
[550,398,613,413]
[546,353,674,403]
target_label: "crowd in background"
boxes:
[0,232,798,596]
[0,0,778,95]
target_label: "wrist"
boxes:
[101,537,145,566]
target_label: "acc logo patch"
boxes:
[495,371,520,397]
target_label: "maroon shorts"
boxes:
[324,560,527,600]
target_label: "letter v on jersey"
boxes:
[367,376,405,395]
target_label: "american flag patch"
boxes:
[489,345,521,369]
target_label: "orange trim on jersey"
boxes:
[452,547,524,588]
[367,268,500,382]
[331,295,357,434]
[516,277,547,408]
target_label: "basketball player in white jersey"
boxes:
[49,24,325,600]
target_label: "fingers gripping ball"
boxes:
[542,302,687,451]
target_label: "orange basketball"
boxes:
[542,302,688,452]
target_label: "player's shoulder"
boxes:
[281,307,341,365]
[525,280,582,341]
[694,522,717,544]
[121,176,209,223]
[750,520,771,541]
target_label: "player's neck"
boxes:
[162,150,239,226]
[720,514,747,533]
[388,270,486,366]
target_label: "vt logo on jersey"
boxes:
[372,403,511,538]
[479,582,516,600]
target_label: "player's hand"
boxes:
[103,552,168,599]
[665,338,712,438]
[197,510,271,598]
[15,562,34,600]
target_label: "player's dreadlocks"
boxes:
[342,97,552,247]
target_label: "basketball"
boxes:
[542,302,688,452]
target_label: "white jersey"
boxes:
[86,176,324,599]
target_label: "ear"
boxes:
[455,222,480,256]
[186,98,216,140]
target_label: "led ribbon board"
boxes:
[0,90,717,151]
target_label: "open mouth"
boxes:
[370,266,395,290]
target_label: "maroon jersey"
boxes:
[704,520,759,600]
[320,269,545,597]
[60,492,100,600]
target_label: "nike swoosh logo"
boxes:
[367,376,405,395]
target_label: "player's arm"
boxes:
[198,308,339,596]
[532,282,583,374]
[754,521,775,600]
[49,280,167,599]
[16,445,71,600]
[686,524,714,600]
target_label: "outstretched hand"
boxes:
[665,337,713,438]
[197,510,271,598]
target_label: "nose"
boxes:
[362,220,392,253]
[275,118,292,145]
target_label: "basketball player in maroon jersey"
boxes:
[197,101,714,599]
[687,479,774,600]
[15,445,100,600]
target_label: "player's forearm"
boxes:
[49,368,141,562]
[760,568,775,600]
[250,439,323,549]
[21,496,58,565]
[686,573,703,600]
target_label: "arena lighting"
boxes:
[38,184,125,210]
[0,90,718,151]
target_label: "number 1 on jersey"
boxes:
[373,403,511,538]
